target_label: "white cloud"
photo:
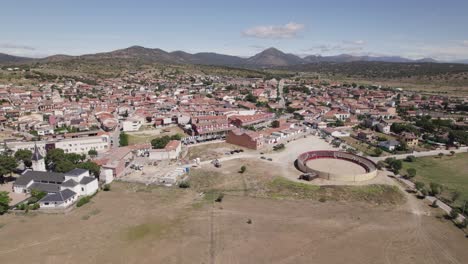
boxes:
[0,43,35,51]
[242,22,305,39]
[303,40,367,54]
[347,40,366,45]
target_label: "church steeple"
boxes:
[32,144,43,161]
[31,144,46,172]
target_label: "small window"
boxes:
[81,187,84,191]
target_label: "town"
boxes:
[1,1,468,262]
[0,68,466,209]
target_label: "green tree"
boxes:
[119,132,129,146]
[77,161,101,177]
[391,160,403,174]
[14,149,32,164]
[405,155,416,162]
[46,148,66,164]
[30,189,47,200]
[449,208,460,220]
[244,93,258,103]
[271,120,280,128]
[429,182,442,196]
[407,168,417,178]
[54,160,76,173]
[452,191,461,203]
[0,191,11,214]
[414,181,425,191]
[0,155,18,183]
[239,165,246,174]
[88,149,98,158]
[373,148,383,157]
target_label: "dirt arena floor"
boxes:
[306,158,367,175]
[1,158,468,264]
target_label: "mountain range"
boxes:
[0,46,466,68]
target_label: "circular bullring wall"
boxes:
[296,150,378,182]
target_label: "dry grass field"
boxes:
[1,158,468,264]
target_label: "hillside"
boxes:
[2,46,466,67]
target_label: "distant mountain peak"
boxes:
[1,45,466,66]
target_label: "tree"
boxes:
[119,132,129,146]
[407,168,417,178]
[77,161,101,177]
[391,160,403,174]
[415,181,425,191]
[271,120,280,128]
[239,165,246,174]
[405,155,416,162]
[30,189,47,200]
[151,134,181,149]
[449,208,460,220]
[430,182,442,196]
[54,159,75,173]
[88,149,98,158]
[0,155,18,183]
[438,152,444,158]
[376,161,386,170]
[46,148,66,164]
[0,191,11,214]
[373,148,383,157]
[452,191,461,203]
[14,149,32,164]
[244,93,257,103]
[66,153,85,164]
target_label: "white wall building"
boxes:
[7,134,111,156]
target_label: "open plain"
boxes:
[1,157,468,264]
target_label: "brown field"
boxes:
[185,142,248,162]
[1,159,467,264]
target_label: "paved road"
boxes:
[278,79,286,108]
[369,147,468,162]
[111,122,121,149]
[387,169,466,222]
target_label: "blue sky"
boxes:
[1,0,468,60]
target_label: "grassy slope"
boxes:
[403,153,468,206]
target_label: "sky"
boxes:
[1,0,468,61]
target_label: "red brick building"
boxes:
[228,113,275,127]
[226,129,264,150]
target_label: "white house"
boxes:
[13,168,99,209]
[122,118,143,132]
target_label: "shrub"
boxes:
[451,191,461,203]
[405,155,416,162]
[102,184,111,191]
[318,197,327,203]
[407,168,417,178]
[449,208,460,220]
[215,193,224,203]
[414,181,425,191]
[431,200,439,208]
[246,219,252,224]
[178,181,190,189]
[28,197,39,204]
[456,219,468,229]
[419,188,428,198]
[429,182,442,196]
[376,161,386,170]
[239,165,246,174]
[31,203,40,210]
[77,196,91,207]
[373,148,383,157]
[273,144,285,151]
